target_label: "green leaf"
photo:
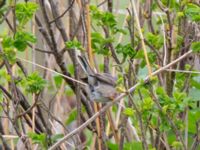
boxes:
[0,69,11,84]
[2,37,14,48]
[184,3,200,22]
[67,64,75,75]
[101,12,117,28]
[90,5,117,29]
[91,32,111,55]
[3,48,16,64]
[167,132,176,144]
[14,31,37,51]
[51,134,64,143]
[124,142,143,150]
[177,11,184,18]
[162,105,169,114]
[146,33,163,49]
[173,92,186,101]
[123,108,135,116]
[53,75,63,88]
[156,86,171,105]
[143,97,154,110]
[90,5,102,20]
[191,42,200,53]
[28,132,47,149]
[116,43,136,59]
[65,39,84,50]
[134,50,144,59]
[16,2,38,26]
[171,141,182,148]
[107,142,119,150]
[65,86,74,96]
[188,109,200,133]
[90,5,125,34]
[21,72,46,94]
[65,109,77,125]
[13,40,27,52]
[190,78,200,89]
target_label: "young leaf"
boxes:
[184,3,200,22]
[53,75,63,88]
[116,43,136,59]
[14,31,37,52]
[28,132,47,149]
[91,32,111,55]
[21,72,46,94]
[146,33,163,49]
[2,37,14,48]
[107,142,119,150]
[171,141,182,148]
[3,48,16,64]
[124,142,143,150]
[16,2,38,26]
[191,42,200,53]
[65,108,77,125]
[143,97,154,110]
[123,108,135,116]
[65,39,84,50]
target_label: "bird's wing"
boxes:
[94,83,117,98]
[92,73,117,86]
[78,55,95,76]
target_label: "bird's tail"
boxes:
[78,55,94,75]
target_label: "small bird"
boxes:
[78,55,118,102]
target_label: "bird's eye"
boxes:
[188,56,193,61]
[89,85,95,92]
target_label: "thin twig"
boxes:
[17,57,87,86]
[131,0,152,76]
[164,69,200,74]
[49,0,75,24]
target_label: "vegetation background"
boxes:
[0,0,200,149]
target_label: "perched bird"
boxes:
[78,55,118,102]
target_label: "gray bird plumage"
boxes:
[78,55,117,102]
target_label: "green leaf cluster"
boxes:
[90,5,126,34]
[65,108,77,125]
[3,31,36,50]
[28,132,47,149]
[184,3,200,22]
[90,5,120,33]
[65,39,84,51]
[91,32,113,55]
[16,2,38,26]
[191,42,200,53]
[90,5,126,56]
[21,72,46,94]
[146,33,163,49]
[123,107,135,116]
[116,43,136,59]
[14,31,37,51]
